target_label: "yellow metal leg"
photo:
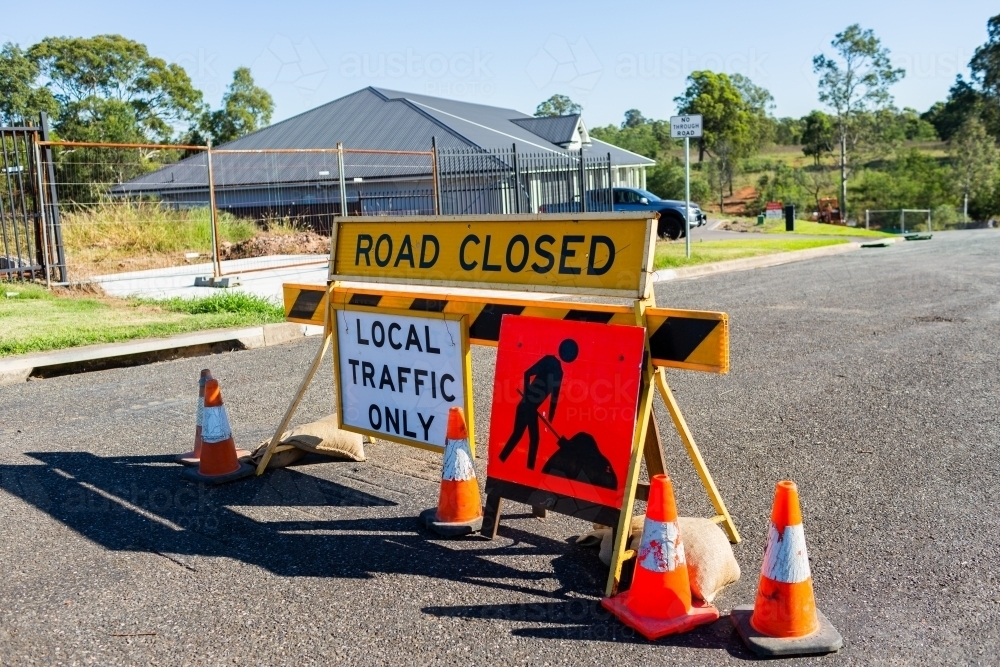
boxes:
[256,285,335,476]
[655,368,741,543]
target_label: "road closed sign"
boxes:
[330,213,657,298]
[333,307,473,453]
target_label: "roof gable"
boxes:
[509,115,582,146]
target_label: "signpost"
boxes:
[670,115,703,259]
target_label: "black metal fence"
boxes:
[436,146,612,215]
[0,117,66,282]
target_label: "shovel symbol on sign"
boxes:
[516,389,618,491]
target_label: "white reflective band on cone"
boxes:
[441,438,475,482]
[637,519,685,572]
[196,397,205,428]
[201,405,232,444]
[761,523,811,583]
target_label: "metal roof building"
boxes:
[119,87,654,215]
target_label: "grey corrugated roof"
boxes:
[120,87,652,192]
[509,115,581,146]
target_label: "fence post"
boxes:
[512,143,522,214]
[865,209,869,230]
[337,142,347,217]
[31,139,51,288]
[607,154,614,211]
[431,136,441,215]
[900,209,905,234]
[205,139,222,279]
[578,147,587,213]
[38,112,66,282]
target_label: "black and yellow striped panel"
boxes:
[283,284,729,373]
[645,307,729,374]
[284,284,635,343]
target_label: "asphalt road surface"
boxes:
[1,230,998,665]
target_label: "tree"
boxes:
[949,116,999,220]
[197,67,274,145]
[674,71,772,162]
[675,71,772,209]
[622,109,646,128]
[773,117,804,145]
[731,73,775,147]
[801,111,835,165]
[970,14,1000,98]
[674,71,749,162]
[813,24,905,221]
[0,43,56,125]
[921,79,988,141]
[534,94,581,117]
[28,34,203,142]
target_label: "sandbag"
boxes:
[677,516,741,603]
[251,444,307,470]
[574,515,740,603]
[251,415,365,469]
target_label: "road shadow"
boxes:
[2,451,568,586]
[0,450,751,656]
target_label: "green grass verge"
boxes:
[654,238,848,270]
[0,284,285,357]
[763,220,894,237]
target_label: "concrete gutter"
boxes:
[0,322,323,386]
[652,241,861,283]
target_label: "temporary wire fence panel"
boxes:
[865,209,932,234]
[32,140,614,287]
[37,143,436,284]
[39,142,210,283]
[206,148,434,276]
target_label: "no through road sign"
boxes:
[670,114,703,139]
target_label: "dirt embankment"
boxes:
[219,232,331,260]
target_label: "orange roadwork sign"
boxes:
[487,315,646,510]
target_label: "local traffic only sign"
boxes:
[333,306,474,454]
[670,114,703,259]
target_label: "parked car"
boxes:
[539,187,706,240]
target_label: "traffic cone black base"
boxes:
[419,508,483,537]
[182,460,254,485]
[601,596,718,641]
[731,605,843,657]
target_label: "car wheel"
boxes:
[657,214,683,240]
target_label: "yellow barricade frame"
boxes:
[260,213,739,598]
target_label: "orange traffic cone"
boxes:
[731,480,842,657]
[602,474,719,639]
[420,407,483,536]
[182,378,254,485]
[176,369,212,466]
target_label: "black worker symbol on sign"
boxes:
[498,338,618,490]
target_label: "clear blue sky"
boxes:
[3,0,995,128]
